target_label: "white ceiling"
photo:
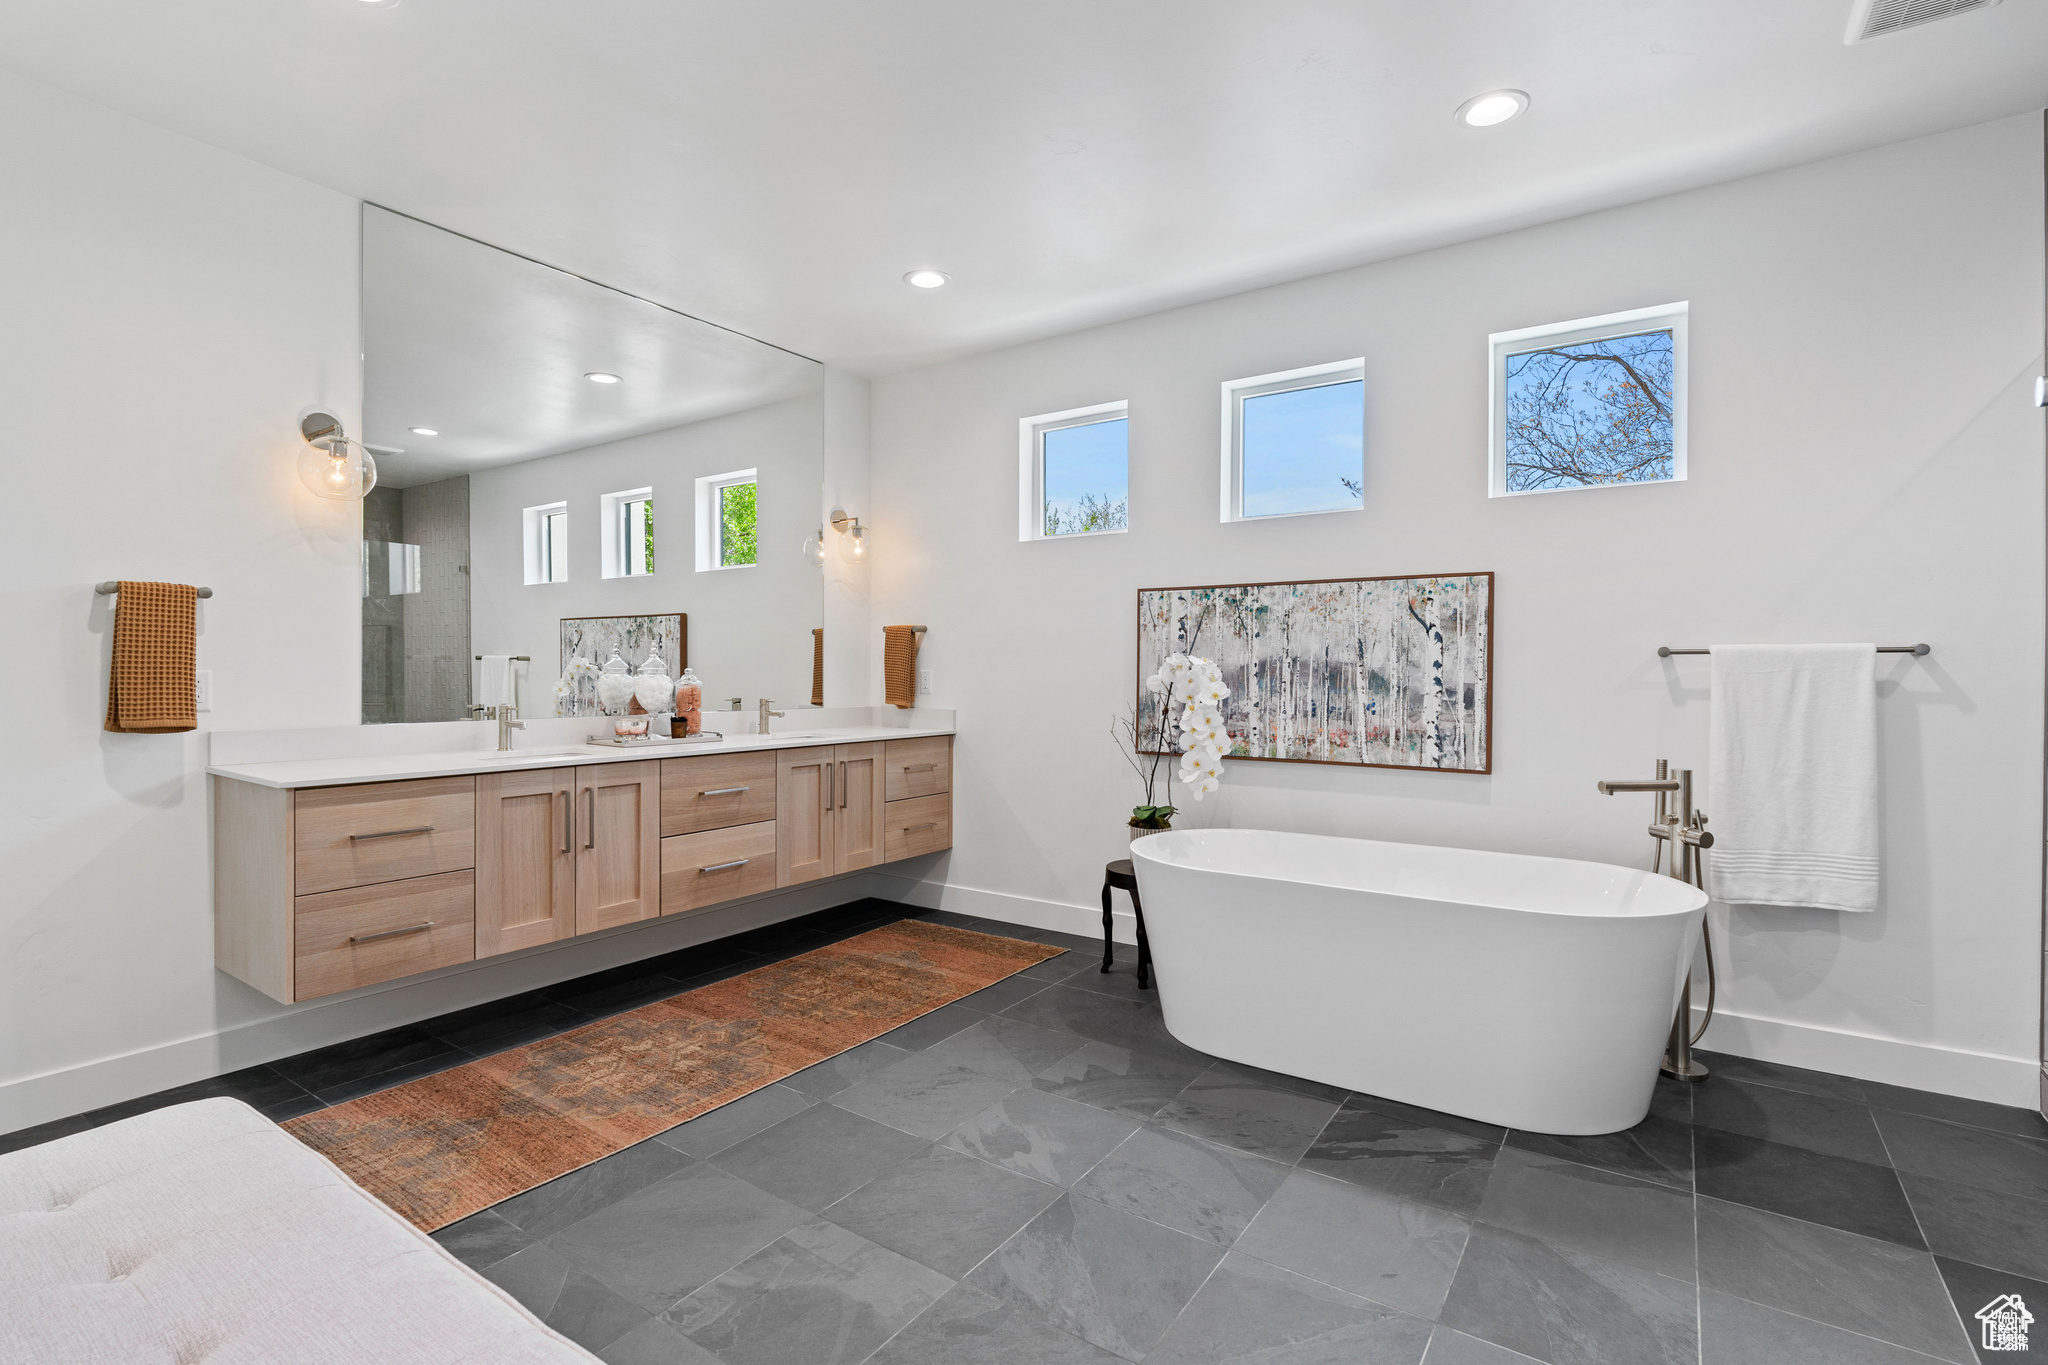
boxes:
[1,1,2043,374]
[361,206,820,485]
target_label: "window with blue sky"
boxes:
[1040,415,1128,536]
[1239,377,1364,518]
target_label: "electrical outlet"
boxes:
[195,669,213,712]
[918,669,933,696]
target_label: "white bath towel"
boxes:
[1708,644,1878,912]
[477,655,513,708]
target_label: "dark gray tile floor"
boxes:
[9,899,2047,1364]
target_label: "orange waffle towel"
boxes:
[883,625,920,709]
[104,581,198,733]
[812,628,825,707]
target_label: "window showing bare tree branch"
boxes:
[1502,328,1673,491]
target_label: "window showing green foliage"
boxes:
[719,480,757,566]
[640,497,655,574]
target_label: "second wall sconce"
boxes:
[830,506,867,560]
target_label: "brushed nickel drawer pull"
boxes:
[700,858,751,872]
[700,786,750,796]
[901,822,937,833]
[559,790,571,854]
[901,764,938,773]
[839,761,848,810]
[349,921,434,944]
[584,788,596,849]
[349,825,434,842]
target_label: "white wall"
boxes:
[468,393,824,714]
[869,114,2048,1103]
[0,80,855,1138]
[0,71,363,1129]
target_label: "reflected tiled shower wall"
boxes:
[362,476,472,723]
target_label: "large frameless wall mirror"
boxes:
[360,205,825,724]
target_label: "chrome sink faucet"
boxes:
[758,698,784,734]
[497,703,525,752]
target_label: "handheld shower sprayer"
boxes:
[1596,759,1716,1082]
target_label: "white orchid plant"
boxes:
[1116,620,1230,829]
[553,653,601,716]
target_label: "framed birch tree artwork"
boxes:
[1137,573,1492,773]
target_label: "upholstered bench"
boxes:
[0,1097,598,1364]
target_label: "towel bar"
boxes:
[97,582,212,598]
[1659,644,1929,657]
[473,656,532,661]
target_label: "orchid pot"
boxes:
[1128,804,1175,843]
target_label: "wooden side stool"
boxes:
[1100,858,1153,990]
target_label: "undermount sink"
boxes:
[765,730,833,740]
[474,747,588,760]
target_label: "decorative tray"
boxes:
[584,731,726,749]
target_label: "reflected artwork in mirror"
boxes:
[358,205,826,724]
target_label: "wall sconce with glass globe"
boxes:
[297,412,378,500]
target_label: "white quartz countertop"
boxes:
[208,722,956,790]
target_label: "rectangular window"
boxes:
[1489,302,1687,497]
[1220,360,1364,521]
[1018,400,1129,541]
[694,469,758,571]
[601,487,655,578]
[523,501,569,584]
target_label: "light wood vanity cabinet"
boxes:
[294,776,475,895]
[574,761,662,933]
[475,767,575,956]
[775,743,890,885]
[214,735,953,1004]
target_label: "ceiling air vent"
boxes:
[1845,0,2000,43]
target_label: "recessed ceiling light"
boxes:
[585,372,622,384]
[408,426,438,436]
[1456,90,1529,128]
[903,270,950,289]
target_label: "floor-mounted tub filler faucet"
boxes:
[1597,760,1716,1083]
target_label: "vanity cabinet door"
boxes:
[776,747,834,886]
[475,767,575,956]
[832,743,887,873]
[575,762,661,934]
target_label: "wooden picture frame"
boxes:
[557,613,688,717]
[1137,572,1493,773]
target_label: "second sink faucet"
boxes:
[758,698,784,734]
[498,703,525,751]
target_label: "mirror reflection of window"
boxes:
[719,481,756,567]
[387,542,422,595]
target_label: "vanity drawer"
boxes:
[884,793,952,862]
[883,736,951,802]
[662,820,777,915]
[295,776,476,895]
[293,870,476,1000]
[661,751,778,836]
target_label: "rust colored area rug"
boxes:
[285,920,1063,1231]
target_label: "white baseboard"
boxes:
[15,871,2032,1136]
[875,873,2037,1110]
[0,875,882,1137]
[872,871,1137,945]
[1692,1004,2038,1109]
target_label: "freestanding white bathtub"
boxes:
[1129,828,1708,1135]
